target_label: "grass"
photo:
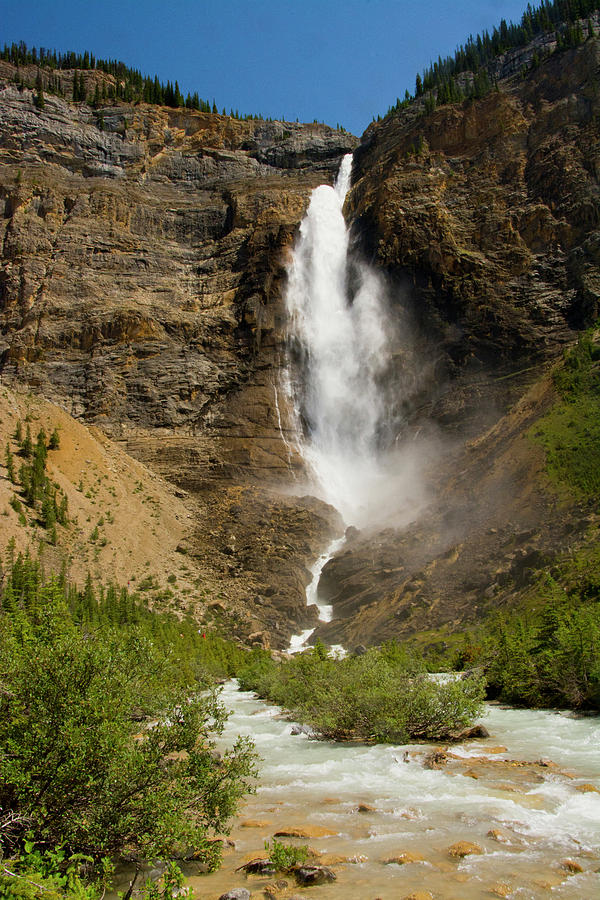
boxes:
[530,330,600,496]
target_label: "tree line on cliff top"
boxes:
[0,40,316,124]
[0,39,265,119]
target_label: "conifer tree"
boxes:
[21,425,33,460]
[5,443,16,484]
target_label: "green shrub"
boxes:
[264,838,308,870]
[531,330,600,496]
[0,555,258,879]
[239,640,485,743]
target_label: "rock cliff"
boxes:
[313,35,600,649]
[0,64,354,646]
[349,38,600,379]
[1,35,599,652]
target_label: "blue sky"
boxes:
[4,0,532,135]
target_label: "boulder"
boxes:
[448,841,484,858]
[575,783,600,793]
[423,749,448,769]
[451,724,490,740]
[487,828,510,844]
[490,885,512,898]
[236,858,275,876]
[262,880,289,897]
[275,825,337,839]
[560,859,584,874]
[383,851,426,865]
[290,723,316,737]
[293,865,336,885]
[218,890,250,900]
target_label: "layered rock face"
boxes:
[0,67,354,646]
[2,37,599,651]
[312,37,600,649]
[349,39,600,418]
[0,71,355,447]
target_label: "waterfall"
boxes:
[284,154,404,527]
[284,153,432,650]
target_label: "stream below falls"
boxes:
[187,681,600,900]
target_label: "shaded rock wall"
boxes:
[350,39,600,381]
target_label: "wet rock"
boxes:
[576,783,600,793]
[490,884,513,898]
[487,828,510,844]
[423,749,448,769]
[356,802,376,813]
[240,819,272,828]
[263,880,288,897]
[448,840,484,858]
[275,825,337,839]
[383,851,426,865]
[399,807,422,819]
[451,724,490,740]
[293,865,336,885]
[560,859,584,874]
[237,858,275,876]
[403,893,434,900]
[218,890,250,900]
[290,723,316,737]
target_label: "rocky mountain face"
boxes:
[0,64,354,646]
[315,35,600,650]
[1,35,599,652]
[350,38,600,420]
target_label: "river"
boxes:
[189,680,600,899]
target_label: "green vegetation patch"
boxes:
[449,532,600,710]
[239,641,485,743]
[0,550,257,897]
[531,330,600,496]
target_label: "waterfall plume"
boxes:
[284,154,429,528]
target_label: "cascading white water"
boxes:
[285,154,431,648]
[285,154,396,528]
